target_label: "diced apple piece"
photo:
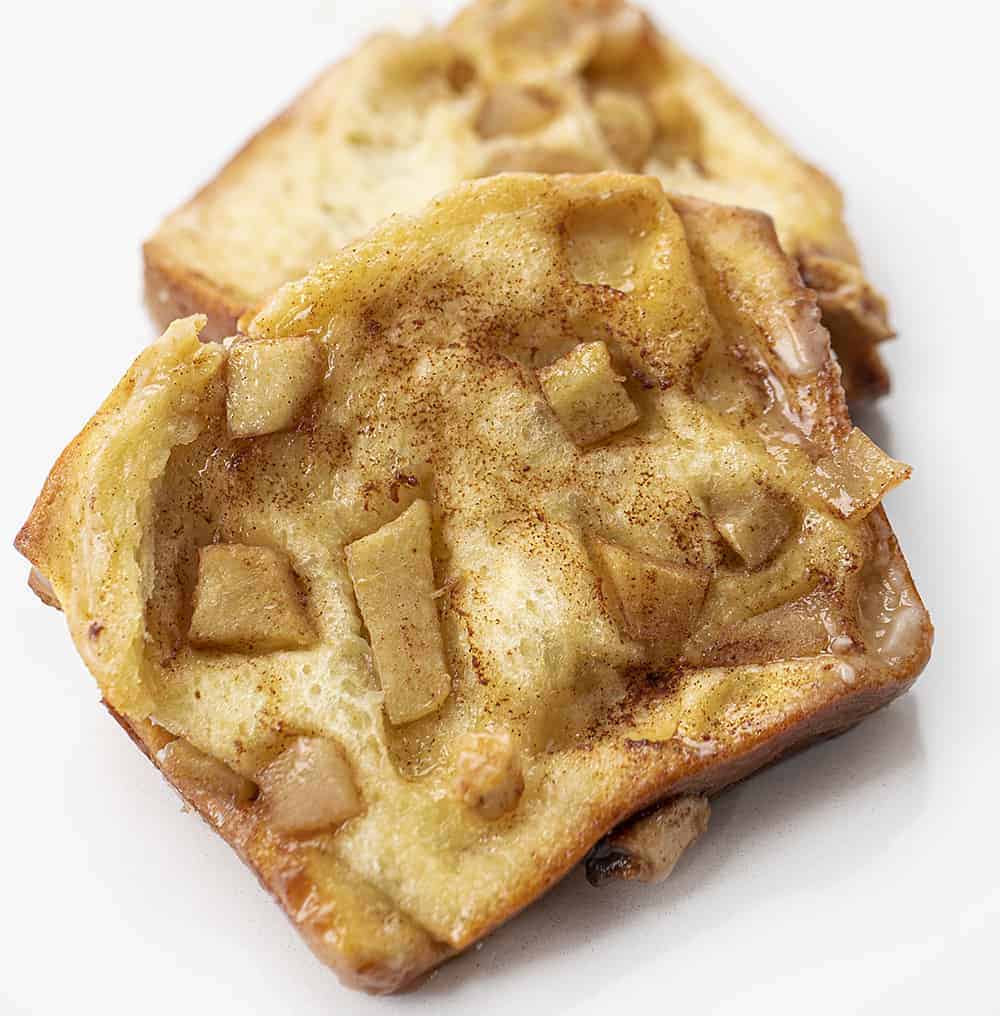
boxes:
[345,500,451,725]
[586,795,710,885]
[226,335,323,438]
[592,538,709,657]
[454,730,524,820]
[592,89,654,169]
[259,736,362,836]
[538,341,639,446]
[705,484,793,569]
[188,544,315,652]
[647,84,703,164]
[156,738,257,803]
[476,84,557,138]
[561,197,653,292]
[28,567,60,609]
[809,427,911,520]
[688,592,850,668]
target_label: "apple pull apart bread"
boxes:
[20,175,930,993]
[145,0,894,400]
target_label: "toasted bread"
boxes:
[144,0,892,400]
[20,174,929,992]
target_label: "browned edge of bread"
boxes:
[100,620,923,992]
[105,705,452,994]
[143,254,244,343]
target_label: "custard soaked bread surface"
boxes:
[22,175,930,992]
[146,0,893,399]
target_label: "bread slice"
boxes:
[144,0,892,400]
[20,174,930,992]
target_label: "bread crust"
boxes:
[97,626,922,991]
[141,61,343,340]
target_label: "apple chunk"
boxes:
[809,427,911,519]
[688,592,847,669]
[188,544,315,652]
[538,341,639,446]
[156,738,257,803]
[454,730,524,820]
[590,5,645,71]
[593,539,709,658]
[259,736,362,836]
[705,483,793,569]
[226,335,323,438]
[345,500,451,725]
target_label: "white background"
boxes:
[2,2,998,1013]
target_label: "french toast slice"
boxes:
[144,0,893,400]
[20,174,929,992]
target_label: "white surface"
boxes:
[2,2,997,1014]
